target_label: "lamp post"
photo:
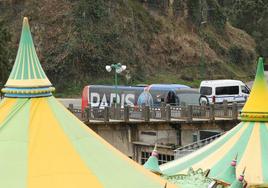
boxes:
[105,63,127,107]
[199,0,214,79]
[199,20,207,80]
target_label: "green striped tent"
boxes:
[160,57,268,187]
[230,169,246,188]
[0,17,178,188]
[5,18,52,88]
[143,145,162,174]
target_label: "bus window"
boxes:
[167,91,177,105]
[137,91,154,107]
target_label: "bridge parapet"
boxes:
[68,102,243,123]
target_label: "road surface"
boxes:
[57,98,81,109]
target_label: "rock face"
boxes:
[0,0,256,94]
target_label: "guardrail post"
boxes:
[68,103,74,112]
[85,106,90,121]
[144,105,150,122]
[82,107,85,119]
[187,105,193,122]
[104,106,109,122]
[141,104,145,119]
[115,106,120,120]
[166,104,171,121]
[124,105,130,122]
[232,102,238,120]
[111,103,115,119]
[200,105,206,118]
[161,102,166,119]
[223,100,228,116]
[209,104,215,121]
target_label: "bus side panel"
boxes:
[81,86,90,112]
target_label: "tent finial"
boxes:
[240,57,268,121]
[1,17,55,98]
[213,154,237,185]
[143,144,162,175]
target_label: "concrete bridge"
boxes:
[68,102,242,164]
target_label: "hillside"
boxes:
[0,0,257,96]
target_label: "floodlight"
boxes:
[105,65,112,72]
[116,68,122,73]
[121,65,127,71]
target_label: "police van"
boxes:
[199,80,250,105]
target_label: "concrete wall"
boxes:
[90,124,134,157]
[179,121,236,145]
[138,123,178,146]
[87,120,239,163]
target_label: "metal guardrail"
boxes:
[68,102,244,123]
[174,132,226,159]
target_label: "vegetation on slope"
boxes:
[219,0,268,58]
[0,0,258,96]
[0,21,12,85]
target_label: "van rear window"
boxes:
[200,87,212,95]
[216,86,239,95]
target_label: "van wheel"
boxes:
[199,95,209,106]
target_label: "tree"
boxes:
[187,0,202,25]
[233,0,266,33]
[221,0,268,58]
[0,21,12,87]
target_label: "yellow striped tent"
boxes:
[0,17,178,188]
[160,57,268,187]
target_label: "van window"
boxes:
[241,85,250,94]
[200,87,212,95]
[216,86,239,95]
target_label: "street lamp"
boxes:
[199,20,207,79]
[199,1,215,79]
[105,63,127,106]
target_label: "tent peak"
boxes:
[229,168,246,188]
[143,144,162,175]
[213,155,237,185]
[239,167,246,181]
[240,57,268,121]
[152,143,158,157]
[231,154,238,167]
[2,17,54,98]
[23,17,29,25]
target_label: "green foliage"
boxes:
[228,45,254,64]
[257,38,268,58]
[233,0,266,34]
[255,10,268,57]
[0,21,12,87]
[0,0,257,96]
[172,0,185,17]
[203,32,226,56]
[220,0,268,58]
[187,0,226,31]
[75,0,107,23]
[206,0,226,31]
[145,0,169,12]
[187,0,202,25]
[47,0,162,94]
